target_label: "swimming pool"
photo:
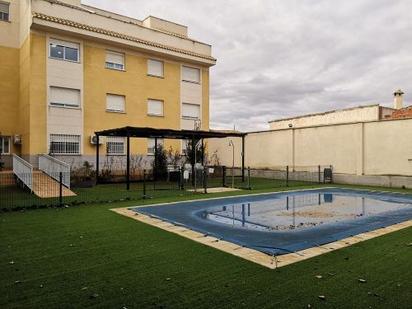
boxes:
[132,188,412,255]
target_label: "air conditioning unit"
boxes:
[13,134,22,145]
[90,135,104,145]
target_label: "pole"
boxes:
[318,165,321,184]
[241,135,245,182]
[201,138,205,166]
[95,134,99,184]
[247,166,251,190]
[191,136,195,187]
[286,165,289,187]
[222,166,226,187]
[154,137,158,182]
[203,167,207,194]
[143,169,146,199]
[126,135,130,190]
[59,172,63,207]
[229,141,235,188]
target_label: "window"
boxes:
[49,39,79,62]
[147,99,164,116]
[0,136,10,154]
[181,139,189,155]
[106,94,125,113]
[147,138,164,155]
[106,51,125,70]
[0,2,9,21]
[50,87,80,108]
[182,103,200,119]
[148,59,164,77]
[50,134,81,155]
[182,66,200,83]
[106,137,125,155]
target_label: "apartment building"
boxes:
[0,0,216,168]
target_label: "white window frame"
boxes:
[147,138,164,156]
[106,137,126,155]
[182,66,201,84]
[105,50,125,71]
[0,136,11,155]
[0,2,10,22]
[182,103,201,120]
[49,134,81,155]
[49,86,81,108]
[49,39,80,63]
[147,59,164,78]
[147,99,164,117]
[106,94,126,113]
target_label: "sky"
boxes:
[84,0,412,131]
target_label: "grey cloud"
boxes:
[84,0,412,131]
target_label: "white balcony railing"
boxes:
[39,154,71,188]
[12,154,34,192]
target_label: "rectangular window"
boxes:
[106,51,125,70]
[50,86,80,108]
[106,137,125,155]
[0,136,10,154]
[182,66,200,83]
[181,139,189,155]
[49,39,79,62]
[147,138,164,155]
[182,103,200,119]
[0,2,9,21]
[50,134,81,155]
[147,99,164,116]
[106,94,125,113]
[148,59,164,77]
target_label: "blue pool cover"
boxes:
[131,188,412,255]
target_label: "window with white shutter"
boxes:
[50,134,81,155]
[49,39,79,62]
[0,2,9,21]
[147,138,164,155]
[182,66,200,83]
[182,103,200,119]
[50,87,80,108]
[147,99,164,116]
[106,51,125,70]
[106,136,125,155]
[106,94,125,113]
[147,59,164,77]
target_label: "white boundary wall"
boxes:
[208,118,412,187]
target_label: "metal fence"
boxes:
[0,165,333,211]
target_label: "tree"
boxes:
[152,144,168,180]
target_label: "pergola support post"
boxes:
[154,137,158,182]
[126,133,130,190]
[241,135,245,182]
[95,134,99,184]
[191,136,195,186]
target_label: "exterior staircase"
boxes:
[12,154,76,198]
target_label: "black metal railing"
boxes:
[0,165,333,211]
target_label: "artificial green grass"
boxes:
[1,186,412,308]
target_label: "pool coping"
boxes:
[111,187,412,269]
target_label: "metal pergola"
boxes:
[94,126,247,190]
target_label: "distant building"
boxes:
[268,90,409,130]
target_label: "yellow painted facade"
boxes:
[83,42,186,155]
[0,45,19,155]
[0,0,215,166]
